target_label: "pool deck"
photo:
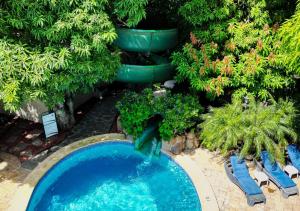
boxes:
[190,148,300,211]
[1,134,300,211]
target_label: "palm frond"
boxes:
[200,97,297,163]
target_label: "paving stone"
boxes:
[6,95,118,172]
[32,138,43,147]
[9,143,28,154]
[56,95,118,148]
[0,96,118,210]
[191,148,300,211]
[21,160,38,170]
[19,150,33,157]
[25,129,43,140]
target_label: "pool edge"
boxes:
[8,133,219,211]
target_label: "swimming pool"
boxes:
[27,141,201,211]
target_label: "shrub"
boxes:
[199,97,297,163]
[116,88,202,141]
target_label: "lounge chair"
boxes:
[255,151,299,198]
[224,155,266,206]
[287,144,300,171]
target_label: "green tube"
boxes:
[115,28,178,53]
[135,124,158,150]
[114,28,177,83]
[116,63,173,83]
[116,54,174,83]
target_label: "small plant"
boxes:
[116,88,202,141]
[199,97,297,163]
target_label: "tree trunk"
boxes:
[54,93,75,131]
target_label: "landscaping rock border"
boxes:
[162,131,200,155]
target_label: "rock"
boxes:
[32,138,43,147]
[25,129,43,139]
[163,80,176,89]
[153,89,167,98]
[117,116,122,132]
[185,132,199,150]
[9,143,28,153]
[126,134,134,142]
[185,139,194,150]
[171,136,186,154]
[20,150,33,157]
[163,135,185,155]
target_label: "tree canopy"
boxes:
[172,0,296,100]
[0,0,149,111]
[279,1,300,74]
[0,0,149,128]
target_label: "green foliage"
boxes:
[172,0,296,100]
[0,41,67,111]
[200,97,297,163]
[279,1,300,74]
[116,89,202,141]
[114,0,148,27]
[0,0,147,111]
[117,89,153,138]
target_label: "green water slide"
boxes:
[115,28,178,83]
[116,54,173,83]
[115,28,178,53]
[135,121,162,156]
[135,124,158,149]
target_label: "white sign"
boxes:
[42,113,58,138]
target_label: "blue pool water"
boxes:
[27,141,201,211]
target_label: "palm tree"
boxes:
[200,97,297,163]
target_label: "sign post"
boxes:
[42,112,58,138]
